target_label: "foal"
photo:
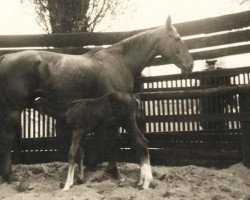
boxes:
[62,92,152,190]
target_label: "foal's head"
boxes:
[157,16,193,75]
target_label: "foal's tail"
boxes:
[0,56,4,63]
[131,94,145,125]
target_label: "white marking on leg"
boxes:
[139,158,153,189]
[63,164,75,190]
[77,149,84,182]
[78,164,84,182]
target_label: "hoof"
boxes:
[62,184,72,191]
[118,178,130,187]
[136,183,149,190]
[137,180,143,187]
[138,162,153,190]
[137,178,153,190]
[106,168,120,180]
[61,180,73,191]
[62,186,70,191]
[10,176,19,183]
[17,180,32,192]
[77,176,85,185]
[2,174,14,184]
[59,182,65,189]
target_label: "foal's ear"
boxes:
[166,15,172,32]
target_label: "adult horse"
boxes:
[0,16,193,183]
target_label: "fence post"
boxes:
[200,65,233,130]
[239,92,250,167]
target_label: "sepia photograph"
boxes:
[0,0,250,199]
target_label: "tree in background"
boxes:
[237,0,249,4]
[21,0,133,33]
[234,0,250,6]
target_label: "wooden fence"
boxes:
[0,11,249,167]
[138,68,250,166]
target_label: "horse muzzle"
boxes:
[181,64,193,75]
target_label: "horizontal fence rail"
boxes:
[0,11,250,63]
[139,66,250,92]
[0,11,249,48]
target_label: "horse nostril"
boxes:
[188,62,194,71]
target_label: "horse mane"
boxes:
[85,48,102,56]
[120,31,153,54]
[84,28,160,57]
[84,34,148,56]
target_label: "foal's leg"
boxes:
[126,116,153,189]
[76,146,84,183]
[63,129,83,190]
[0,110,21,183]
[106,128,120,179]
[56,120,71,161]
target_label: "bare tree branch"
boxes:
[21,0,134,33]
[88,0,107,30]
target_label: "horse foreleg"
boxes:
[0,111,21,183]
[126,117,153,189]
[63,129,83,191]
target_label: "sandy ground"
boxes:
[0,162,250,200]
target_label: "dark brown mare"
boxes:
[0,16,193,184]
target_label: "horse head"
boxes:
[157,16,193,75]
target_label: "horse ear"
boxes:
[166,15,172,32]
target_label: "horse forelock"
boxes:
[170,26,180,38]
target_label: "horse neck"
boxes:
[110,28,161,76]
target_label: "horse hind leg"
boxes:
[125,116,153,189]
[0,110,21,183]
[138,156,153,189]
[0,78,35,182]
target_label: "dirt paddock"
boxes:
[0,162,249,200]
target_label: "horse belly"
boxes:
[49,73,103,99]
[35,56,99,99]
[95,64,134,94]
